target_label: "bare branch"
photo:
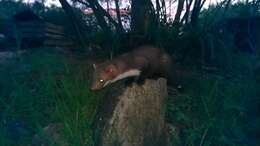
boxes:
[114,0,124,32]
[174,0,185,23]
[199,0,207,10]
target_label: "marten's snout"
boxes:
[90,84,99,91]
[90,82,103,91]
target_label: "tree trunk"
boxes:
[190,0,201,26]
[106,0,109,11]
[156,0,160,21]
[88,0,112,34]
[161,0,167,23]
[131,0,151,35]
[58,0,87,49]
[94,78,169,146]
[180,0,193,24]
[115,0,124,32]
[190,0,206,26]
[222,0,232,16]
[85,0,123,34]
[169,0,172,19]
[174,0,185,23]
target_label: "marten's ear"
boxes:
[105,64,114,73]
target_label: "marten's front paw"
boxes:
[124,77,145,87]
[124,78,135,87]
[135,77,146,85]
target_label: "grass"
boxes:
[167,59,260,146]
[0,48,104,146]
[0,47,259,146]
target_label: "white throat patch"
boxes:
[103,69,141,87]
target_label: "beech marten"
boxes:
[90,46,172,91]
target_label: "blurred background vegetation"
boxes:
[0,0,259,145]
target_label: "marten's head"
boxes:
[90,62,119,91]
[90,60,142,91]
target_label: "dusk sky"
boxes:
[26,0,221,8]
[40,0,221,20]
[24,0,243,20]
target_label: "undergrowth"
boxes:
[0,45,259,146]
[0,48,103,146]
[167,66,259,146]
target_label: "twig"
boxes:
[199,126,210,146]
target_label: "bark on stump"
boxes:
[95,78,168,146]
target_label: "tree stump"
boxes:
[95,78,169,146]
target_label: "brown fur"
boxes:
[90,46,172,91]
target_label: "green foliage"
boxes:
[0,0,259,146]
[0,49,103,146]
[227,1,260,17]
[0,0,28,19]
[167,72,260,146]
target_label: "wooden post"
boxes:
[94,78,169,146]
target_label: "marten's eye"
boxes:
[99,79,104,83]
